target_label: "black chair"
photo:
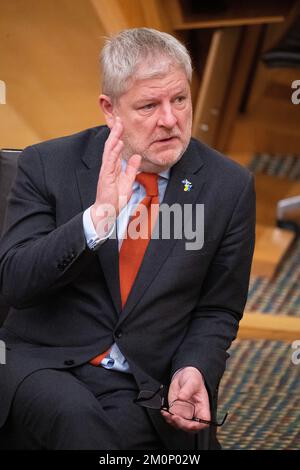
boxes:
[0,149,22,325]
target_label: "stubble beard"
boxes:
[121,136,190,172]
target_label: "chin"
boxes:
[147,148,184,168]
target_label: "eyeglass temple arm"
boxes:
[194,412,228,427]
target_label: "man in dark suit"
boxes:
[0,28,255,450]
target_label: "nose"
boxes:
[157,103,177,129]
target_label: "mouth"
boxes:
[152,136,179,145]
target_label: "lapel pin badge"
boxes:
[181,178,193,192]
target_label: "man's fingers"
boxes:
[127,153,142,170]
[102,140,124,177]
[167,381,180,406]
[169,375,193,404]
[161,410,208,433]
[125,154,141,177]
[101,118,123,172]
[163,368,211,433]
[194,401,211,423]
[105,118,123,154]
[118,154,141,196]
[117,154,141,205]
[175,371,204,403]
[110,139,124,161]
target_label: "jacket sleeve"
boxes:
[0,145,95,309]
[171,173,256,399]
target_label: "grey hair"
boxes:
[100,28,192,99]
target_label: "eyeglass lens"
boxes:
[168,400,195,419]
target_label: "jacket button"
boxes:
[115,330,122,339]
[64,359,75,366]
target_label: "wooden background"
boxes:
[1,0,299,153]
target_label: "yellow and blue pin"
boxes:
[181,178,193,192]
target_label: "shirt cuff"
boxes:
[83,206,115,251]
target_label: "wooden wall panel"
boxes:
[0,0,107,147]
[0,0,173,148]
[227,6,300,155]
[90,0,144,33]
[192,28,241,145]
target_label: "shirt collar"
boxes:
[121,159,170,184]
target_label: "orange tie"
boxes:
[90,172,159,366]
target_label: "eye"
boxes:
[174,96,186,105]
[140,103,156,111]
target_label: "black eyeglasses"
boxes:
[134,388,228,427]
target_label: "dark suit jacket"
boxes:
[0,126,255,449]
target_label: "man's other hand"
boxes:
[161,366,211,433]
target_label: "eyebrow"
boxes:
[134,89,187,105]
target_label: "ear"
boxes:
[98,94,116,129]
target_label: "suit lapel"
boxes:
[117,140,205,326]
[76,126,122,315]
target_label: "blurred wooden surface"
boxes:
[255,174,300,226]
[1,0,298,150]
[252,225,294,278]
[0,0,107,147]
[226,2,300,155]
[192,27,241,145]
[167,0,293,30]
[228,67,300,155]
[228,156,299,279]
[0,0,171,148]
[239,312,300,341]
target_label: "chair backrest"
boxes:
[0,149,22,325]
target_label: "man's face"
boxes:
[110,64,193,173]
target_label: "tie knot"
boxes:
[136,172,158,197]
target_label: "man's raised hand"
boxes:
[91,117,141,236]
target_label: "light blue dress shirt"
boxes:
[83,161,170,373]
